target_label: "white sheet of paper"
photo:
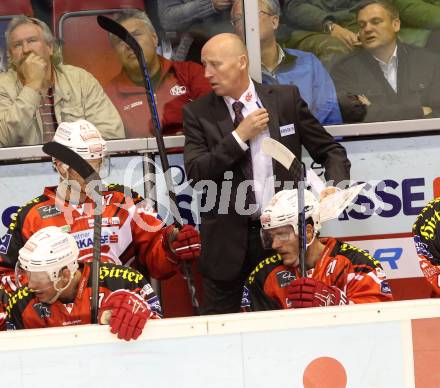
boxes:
[319,183,367,223]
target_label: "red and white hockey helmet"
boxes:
[260,189,321,234]
[18,226,79,283]
[53,119,107,160]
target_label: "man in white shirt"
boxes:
[331,0,440,123]
[183,33,350,314]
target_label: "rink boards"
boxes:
[1,299,440,388]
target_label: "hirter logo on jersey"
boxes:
[170,85,187,96]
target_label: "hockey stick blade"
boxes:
[97,16,162,139]
[262,138,326,193]
[262,137,296,171]
[97,16,144,68]
[43,142,98,181]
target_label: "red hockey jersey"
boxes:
[5,262,161,330]
[242,238,393,311]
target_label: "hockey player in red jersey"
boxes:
[412,197,440,296]
[6,226,161,340]
[0,119,200,292]
[241,189,393,311]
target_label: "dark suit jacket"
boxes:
[332,43,440,123]
[183,82,350,281]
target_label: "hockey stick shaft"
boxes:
[97,15,181,226]
[261,138,307,277]
[297,163,307,278]
[97,16,199,314]
[43,142,102,323]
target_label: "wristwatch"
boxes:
[323,20,335,34]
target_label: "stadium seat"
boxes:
[52,0,145,85]
[0,1,33,16]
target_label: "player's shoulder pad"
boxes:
[8,193,48,232]
[413,197,440,234]
[336,241,382,273]
[95,262,147,290]
[246,254,283,287]
[105,183,144,204]
[5,286,33,316]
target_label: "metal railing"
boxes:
[1,118,439,162]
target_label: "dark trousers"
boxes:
[200,220,272,315]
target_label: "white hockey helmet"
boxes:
[53,119,106,160]
[260,189,321,234]
[18,226,79,283]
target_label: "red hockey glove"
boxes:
[1,269,21,293]
[164,224,201,263]
[98,289,153,341]
[286,278,348,308]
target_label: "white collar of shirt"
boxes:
[373,45,398,67]
[223,77,260,116]
[261,44,285,74]
[373,45,398,92]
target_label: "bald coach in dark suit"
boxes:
[183,33,351,314]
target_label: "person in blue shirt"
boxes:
[231,0,342,125]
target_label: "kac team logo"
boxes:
[170,85,187,96]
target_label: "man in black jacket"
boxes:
[331,0,440,123]
[183,33,350,314]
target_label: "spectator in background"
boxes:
[282,0,363,69]
[331,0,440,123]
[105,10,211,138]
[231,0,342,125]
[0,16,124,147]
[0,47,6,72]
[158,0,234,63]
[395,0,440,53]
